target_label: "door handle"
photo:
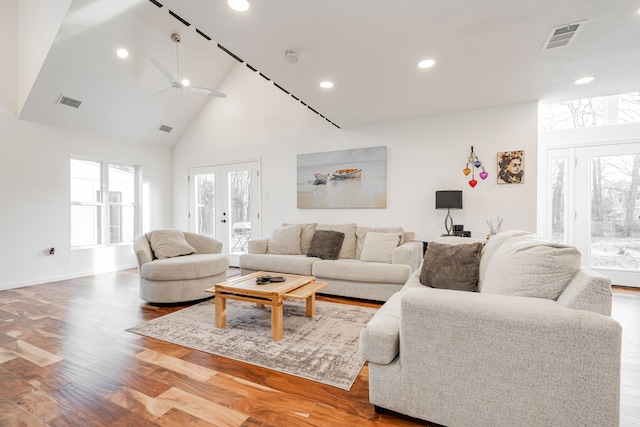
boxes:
[221,219,227,223]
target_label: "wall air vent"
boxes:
[57,95,81,109]
[543,22,584,50]
[159,124,173,133]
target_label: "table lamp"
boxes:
[435,190,463,236]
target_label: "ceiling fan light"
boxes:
[181,78,190,87]
[228,0,249,12]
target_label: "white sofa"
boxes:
[359,231,622,427]
[239,223,423,301]
[134,230,229,303]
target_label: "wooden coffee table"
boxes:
[205,271,328,341]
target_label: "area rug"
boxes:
[126,298,377,390]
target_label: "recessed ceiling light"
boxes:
[116,48,129,59]
[418,59,435,69]
[320,81,334,89]
[574,76,594,85]
[228,0,249,12]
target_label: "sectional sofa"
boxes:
[239,223,423,301]
[359,231,622,426]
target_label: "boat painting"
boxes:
[297,146,387,209]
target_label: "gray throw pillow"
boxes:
[306,230,345,260]
[419,242,483,292]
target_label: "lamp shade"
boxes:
[435,190,463,210]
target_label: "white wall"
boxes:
[173,64,539,242]
[0,1,173,289]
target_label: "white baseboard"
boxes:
[0,264,138,291]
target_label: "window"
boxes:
[70,158,137,247]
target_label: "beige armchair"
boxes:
[133,230,229,303]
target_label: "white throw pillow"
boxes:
[267,224,302,255]
[359,232,402,263]
[481,234,581,300]
[148,229,196,260]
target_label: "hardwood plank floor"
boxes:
[0,269,637,426]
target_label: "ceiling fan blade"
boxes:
[148,85,171,96]
[186,85,227,97]
[150,57,177,84]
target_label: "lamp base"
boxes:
[444,209,453,235]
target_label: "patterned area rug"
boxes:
[127,298,377,390]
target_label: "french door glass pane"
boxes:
[550,156,568,243]
[195,173,215,236]
[590,154,640,270]
[229,170,252,254]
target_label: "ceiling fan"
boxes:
[150,33,226,97]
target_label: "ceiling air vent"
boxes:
[159,125,173,133]
[57,95,81,109]
[543,22,584,50]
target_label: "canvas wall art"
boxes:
[297,146,387,208]
[497,150,524,184]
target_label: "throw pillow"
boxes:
[359,232,402,263]
[267,224,302,255]
[283,222,317,254]
[356,226,405,258]
[306,230,345,260]
[148,229,197,260]
[316,223,357,259]
[419,242,483,292]
[480,234,581,300]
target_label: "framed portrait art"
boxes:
[497,150,524,184]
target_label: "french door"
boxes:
[546,143,640,287]
[188,161,260,267]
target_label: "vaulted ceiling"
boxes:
[18,0,640,148]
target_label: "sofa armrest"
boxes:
[184,232,223,254]
[398,287,621,426]
[391,241,423,272]
[248,238,269,254]
[359,291,403,364]
[133,235,154,266]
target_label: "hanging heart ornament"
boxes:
[468,179,478,188]
[473,160,482,168]
[463,167,471,176]
[479,171,488,180]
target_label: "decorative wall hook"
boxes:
[464,146,487,187]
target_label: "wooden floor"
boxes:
[0,269,637,426]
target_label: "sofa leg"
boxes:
[374,405,386,414]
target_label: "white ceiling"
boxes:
[19,0,640,148]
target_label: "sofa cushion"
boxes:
[306,230,345,260]
[283,223,317,254]
[419,242,483,292]
[356,226,405,258]
[240,254,318,276]
[481,233,581,300]
[141,253,227,281]
[312,259,411,284]
[360,232,402,263]
[478,230,531,291]
[267,224,302,255]
[148,229,196,260]
[317,223,357,259]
